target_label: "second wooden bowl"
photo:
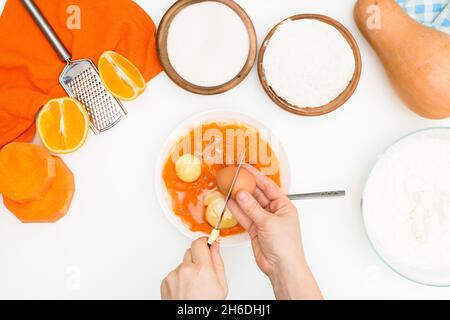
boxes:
[258,14,362,116]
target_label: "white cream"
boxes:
[167,2,249,87]
[263,19,355,108]
[363,129,450,285]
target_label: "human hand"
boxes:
[227,164,322,300]
[161,237,228,300]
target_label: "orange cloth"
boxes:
[0,0,162,148]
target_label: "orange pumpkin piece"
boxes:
[0,142,56,202]
[3,156,75,223]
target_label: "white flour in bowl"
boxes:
[363,128,450,285]
[167,2,249,87]
[262,19,355,108]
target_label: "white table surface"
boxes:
[0,0,449,300]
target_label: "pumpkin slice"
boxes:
[3,157,75,223]
[0,142,56,202]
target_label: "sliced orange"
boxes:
[98,51,146,101]
[36,97,89,154]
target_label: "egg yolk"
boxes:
[175,154,202,183]
[206,197,238,229]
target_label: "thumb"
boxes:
[236,190,268,226]
[210,242,227,291]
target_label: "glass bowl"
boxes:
[361,127,450,286]
[155,109,291,247]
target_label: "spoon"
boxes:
[287,190,345,200]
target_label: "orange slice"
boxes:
[36,97,89,154]
[98,51,146,101]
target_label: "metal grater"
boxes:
[60,59,126,133]
[22,0,126,134]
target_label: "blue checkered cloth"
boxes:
[396,0,450,33]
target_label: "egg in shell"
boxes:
[216,166,256,199]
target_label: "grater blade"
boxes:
[59,59,127,134]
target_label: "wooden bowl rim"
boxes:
[257,14,362,116]
[157,0,257,95]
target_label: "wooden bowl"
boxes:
[258,14,362,116]
[157,0,257,95]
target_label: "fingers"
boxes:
[210,242,228,292]
[236,190,268,226]
[191,237,212,265]
[161,270,176,300]
[227,186,269,229]
[227,199,253,230]
[227,179,270,229]
[269,197,295,214]
[253,187,270,209]
[183,249,193,264]
[160,278,169,300]
[243,164,286,201]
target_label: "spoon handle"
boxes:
[287,190,346,200]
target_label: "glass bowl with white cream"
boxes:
[362,127,450,286]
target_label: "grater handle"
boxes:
[22,0,71,62]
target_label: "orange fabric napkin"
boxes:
[0,0,162,148]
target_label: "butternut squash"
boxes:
[354,0,450,119]
[0,142,56,202]
[3,157,75,223]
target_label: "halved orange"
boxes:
[98,51,146,101]
[36,97,89,154]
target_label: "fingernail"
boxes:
[237,191,249,202]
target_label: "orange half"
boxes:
[37,97,89,154]
[98,51,146,101]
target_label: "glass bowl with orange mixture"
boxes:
[156,111,290,246]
